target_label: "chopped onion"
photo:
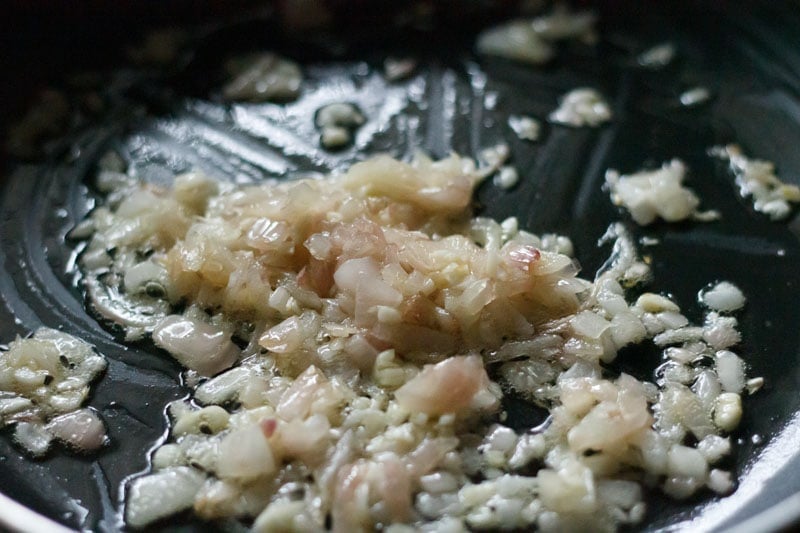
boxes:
[715,350,745,393]
[667,445,708,479]
[570,310,611,339]
[13,422,53,457]
[700,282,746,313]
[126,467,206,528]
[153,315,240,377]
[606,160,706,225]
[45,408,107,452]
[69,147,762,531]
[713,393,742,432]
[216,424,276,481]
[395,356,495,417]
[549,88,612,128]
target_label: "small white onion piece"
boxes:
[570,310,610,339]
[216,424,276,481]
[13,422,53,457]
[697,435,731,464]
[700,282,746,312]
[596,479,642,510]
[395,356,494,416]
[194,367,253,405]
[667,445,708,479]
[253,501,312,533]
[707,469,734,494]
[45,408,107,452]
[715,350,745,393]
[714,393,742,432]
[125,467,206,528]
[152,315,240,377]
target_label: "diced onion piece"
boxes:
[635,293,679,313]
[667,445,708,478]
[549,88,611,128]
[253,501,312,533]
[152,443,185,470]
[570,310,611,339]
[216,424,276,481]
[707,469,734,494]
[596,479,642,510]
[45,408,107,452]
[153,315,240,377]
[125,467,206,528]
[697,435,731,464]
[713,393,742,432]
[194,367,254,405]
[609,312,647,348]
[172,406,229,436]
[13,422,53,457]
[0,328,108,458]
[173,171,218,214]
[537,462,596,514]
[276,365,344,422]
[700,282,746,313]
[715,350,745,393]
[275,414,331,465]
[508,115,540,142]
[259,313,318,354]
[606,160,703,225]
[395,356,497,416]
[567,374,652,453]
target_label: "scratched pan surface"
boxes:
[1,1,800,531]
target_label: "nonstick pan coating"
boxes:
[1,2,800,531]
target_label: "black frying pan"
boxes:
[1,2,800,531]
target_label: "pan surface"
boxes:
[1,2,800,531]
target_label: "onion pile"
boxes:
[548,88,612,128]
[0,328,107,456]
[711,144,800,221]
[605,159,719,225]
[74,150,761,532]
